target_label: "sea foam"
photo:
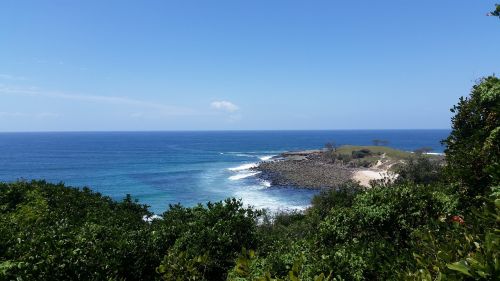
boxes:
[229,171,261,181]
[228,163,258,171]
[259,155,275,161]
[260,180,271,187]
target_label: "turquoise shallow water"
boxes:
[0,130,449,214]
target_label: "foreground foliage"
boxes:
[0,181,156,281]
[0,182,259,281]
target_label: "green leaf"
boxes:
[314,273,325,281]
[447,261,472,277]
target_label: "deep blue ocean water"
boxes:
[0,130,449,214]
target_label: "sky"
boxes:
[0,0,498,131]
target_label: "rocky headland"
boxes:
[253,145,436,188]
[255,150,353,188]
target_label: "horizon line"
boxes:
[0,128,452,134]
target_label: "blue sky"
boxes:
[0,0,498,131]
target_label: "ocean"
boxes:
[0,130,449,214]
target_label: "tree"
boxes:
[324,142,337,152]
[323,142,338,163]
[413,146,434,154]
[156,198,261,280]
[372,139,389,146]
[442,76,500,198]
[487,4,500,18]
[395,155,443,185]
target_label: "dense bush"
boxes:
[225,183,459,280]
[0,182,261,281]
[351,149,372,159]
[395,155,444,185]
[335,153,352,164]
[318,184,456,279]
[407,187,500,280]
[155,199,261,280]
[0,180,158,281]
[443,76,499,199]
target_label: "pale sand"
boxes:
[353,154,400,187]
[353,169,396,187]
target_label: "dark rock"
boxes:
[253,151,352,189]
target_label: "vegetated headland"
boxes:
[254,145,444,188]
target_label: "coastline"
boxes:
[1,131,449,213]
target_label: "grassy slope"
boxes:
[336,145,413,159]
[335,145,442,170]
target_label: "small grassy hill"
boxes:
[336,145,413,159]
[333,145,443,169]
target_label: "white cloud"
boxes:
[210,100,239,112]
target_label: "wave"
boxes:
[235,153,255,158]
[408,151,445,155]
[258,155,275,161]
[260,180,271,187]
[223,151,282,155]
[228,163,258,171]
[234,189,312,213]
[229,171,261,181]
[224,152,254,156]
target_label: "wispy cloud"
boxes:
[0,74,26,81]
[227,113,242,123]
[210,100,239,112]
[0,85,196,116]
[36,112,60,118]
[33,58,64,65]
[0,112,26,118]
[0,111,60,119]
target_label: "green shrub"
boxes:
[156,250,209,281]
[407,187,500,280]
[238,182,458,280]
[443,76,500,199]
[0,181,262,281]
[309,183,362,219]
[395,156,444,185]
[335,153,352,164]
[315,184,458,280]
[0,180,159,281]
[351,149,371,159]
[154,198,261,281]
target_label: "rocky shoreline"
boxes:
[254,153,352,189]
[252,146,412,189]
[252,149,355,189]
